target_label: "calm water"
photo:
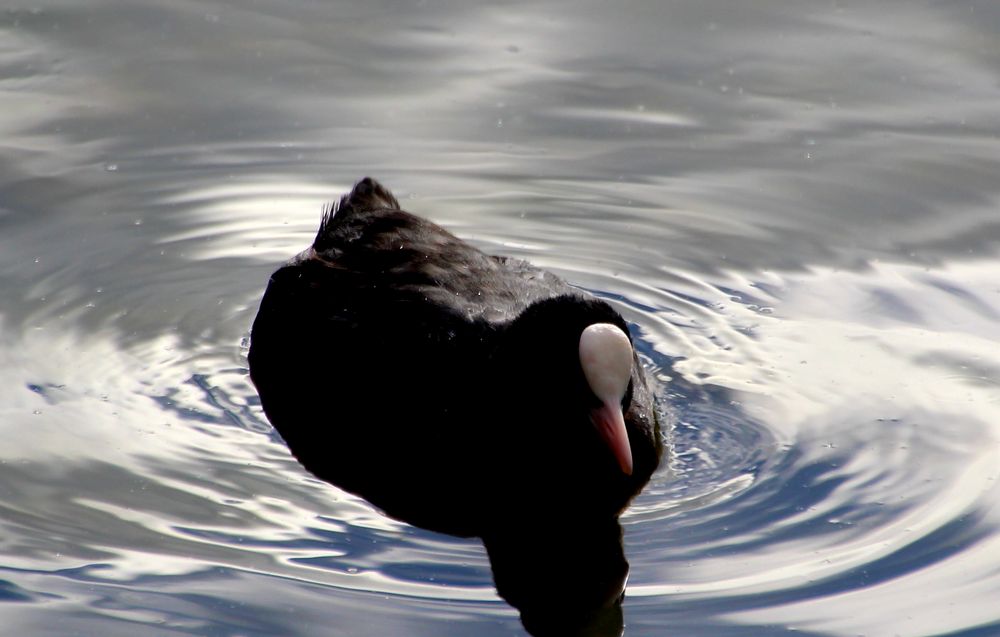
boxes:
[3,1,1000,635]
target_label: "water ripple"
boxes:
[3,1,1000,634]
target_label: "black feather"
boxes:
[314,176,401,252]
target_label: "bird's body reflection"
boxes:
[248,178,662,635]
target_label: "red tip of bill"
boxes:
[590,401,633,475]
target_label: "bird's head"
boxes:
[491,296,642,487]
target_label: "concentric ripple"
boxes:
[4,1,1000,635]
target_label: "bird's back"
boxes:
[248,179,577,533]
[309,178,576,324]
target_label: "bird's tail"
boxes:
[315,177,400,250]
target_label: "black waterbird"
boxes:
[248,178,663,634]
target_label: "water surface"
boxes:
[2,1,1000,635]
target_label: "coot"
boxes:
[248,177,662,537]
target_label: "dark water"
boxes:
[3,1,1000,635]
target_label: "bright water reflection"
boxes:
[2,0,1000,635]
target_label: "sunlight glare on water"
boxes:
[2,0,1000,635]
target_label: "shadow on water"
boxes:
[483,521,628,637]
